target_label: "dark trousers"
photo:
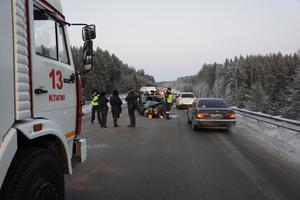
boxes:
[100,107,108,127]
[91,106,100,123]
[165,103,171,112]
[128,105,136,126]
[113,118,119,127]
[165,103,172,119]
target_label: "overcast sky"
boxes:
[61,0,300,81]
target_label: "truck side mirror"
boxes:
[82,24,96,41]
[83,40,93,71]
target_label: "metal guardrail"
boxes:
[232,108,300,132]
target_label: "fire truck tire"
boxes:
[0,147,64,200]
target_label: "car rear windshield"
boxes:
[181,94,194,98]
[197,99,228,108]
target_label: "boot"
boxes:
[113,118,119,127]
[166,112,170,119]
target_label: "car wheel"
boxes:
[139,109,144,116]
[187,112,192,124]
[0,147,65,200]
[192,119,198,131]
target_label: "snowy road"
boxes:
[66,108,300,200]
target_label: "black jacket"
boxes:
[126,90,137,107]
[99,95,109,108]
[110,95,123,118]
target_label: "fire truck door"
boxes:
[31,7,76,135]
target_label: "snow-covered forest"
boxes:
[71,46,155,98]
[168,52,300,120]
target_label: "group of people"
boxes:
[90,88,137,128]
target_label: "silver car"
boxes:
[187,98,236,130]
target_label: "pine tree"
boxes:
[71,46,155,98]
[171,51,298,120]
[246,83,267,112]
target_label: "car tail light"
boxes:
[196,113,208,119]
[227,113,236,119]
[196,114,204,119]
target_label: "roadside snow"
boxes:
[233,107,300,126]
[236,115,300,161]
[83,104,92,114]
[82,104,92,119]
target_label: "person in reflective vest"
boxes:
[91,90,101,124]
[165,87,173,119]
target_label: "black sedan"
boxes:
[187,98,236,130]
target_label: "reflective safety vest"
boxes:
[91,95,99,106]
[167,94,173,104]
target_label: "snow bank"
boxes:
[82,104,92,118]
[233,107,300,126]
[236,114,300,154]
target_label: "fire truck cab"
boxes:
[0,0,95,199]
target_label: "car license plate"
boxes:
[210,114,223,118]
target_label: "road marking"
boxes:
[215,134,286,200]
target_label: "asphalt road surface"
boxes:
[65,107,300,200]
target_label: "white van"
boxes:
[140,86,157,94]
[175,92,196,108]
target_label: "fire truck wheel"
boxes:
[0,147,64,200]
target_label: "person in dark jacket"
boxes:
[110,90,123,127]
[125,88,137,127]
[99,92,109,128]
